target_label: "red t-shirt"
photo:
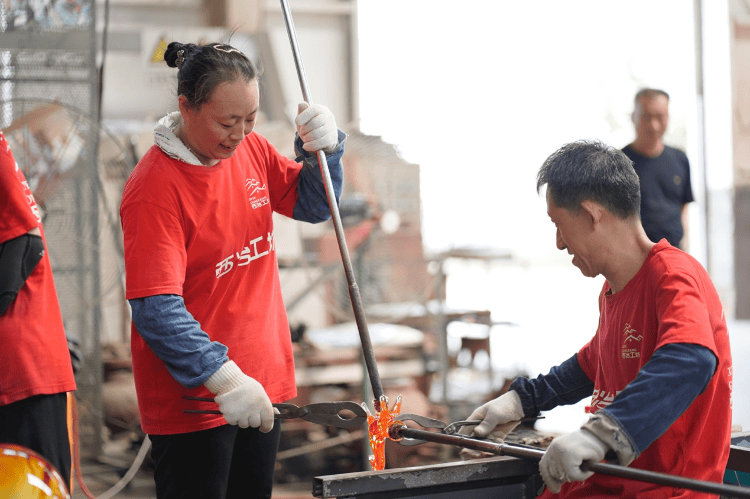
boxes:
[120,132,301,434]
[0,131,76,406]
[542,241,732,498]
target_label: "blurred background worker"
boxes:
[120,41,346,499]
[0,130,77,492]
[622,88,694,249]
[463,140,732,497]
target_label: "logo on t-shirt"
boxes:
[622,323,642,359]
[590,388,620,412]
[215,232,275,278]
[245,178,269,210]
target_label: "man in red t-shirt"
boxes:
[464,140,731,498]
[0,130,77,491]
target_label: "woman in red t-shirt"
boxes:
[120,41,345,499]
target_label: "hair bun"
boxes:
[164,42,185,68]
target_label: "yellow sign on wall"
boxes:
[152,38,168,64]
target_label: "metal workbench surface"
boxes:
[313,455,542,499]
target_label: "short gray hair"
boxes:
[536,139,641,219]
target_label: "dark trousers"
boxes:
[150,423,281,499]
[0,392,72,490]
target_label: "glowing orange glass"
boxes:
[362,394,401,470]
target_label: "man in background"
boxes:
[622,88,694,249]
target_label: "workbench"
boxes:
[313,455,542,499]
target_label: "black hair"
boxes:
[163,41,262,109]
[536,139,641,219]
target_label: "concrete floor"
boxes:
[71,467,316,499]
[71,466,156,499]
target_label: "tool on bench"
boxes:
[392,413,545,445]
[182,396,367,429]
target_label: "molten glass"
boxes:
[362,394,401,470]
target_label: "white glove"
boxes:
[461,390,525,441]
[539,429,609,493]
[204,360,275,432]
[295,102,338,153]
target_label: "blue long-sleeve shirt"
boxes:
[129,131,345,388]
[511,343,716,455]
[292,130,345,222]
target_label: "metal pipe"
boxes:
[392,425,750,499]
[278,0,385,409]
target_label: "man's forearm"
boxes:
[510,354,594,417]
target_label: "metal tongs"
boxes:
[183,396,367,429]
[393,413,545,446]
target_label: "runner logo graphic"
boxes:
[622,323,641,359]
[623,323,642,343]
[245,178,269,209]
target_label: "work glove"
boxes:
[460,390,525,441]
[295,102,338,153]
[539,429,609,493]
[204,360,275,432]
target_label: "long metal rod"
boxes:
[393,426,750,498]
[278,0,384,409]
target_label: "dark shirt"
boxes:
[622,144,694,247]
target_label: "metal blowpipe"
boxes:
[278,0,385,409]
[391,425,750,499]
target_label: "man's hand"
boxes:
[461,390,525,441]
[296,102,338,153]
[204,360,275,432]
[539,429,609,493]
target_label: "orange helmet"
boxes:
[0,444,70,498]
